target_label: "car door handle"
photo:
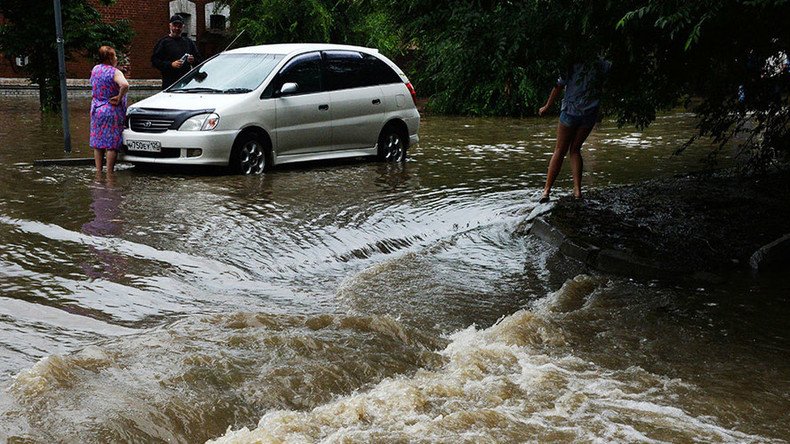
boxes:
[372,99,381,105]
[318,104,329,111]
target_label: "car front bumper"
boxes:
[121,129,239,166]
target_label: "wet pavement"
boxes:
[537,168,790,280]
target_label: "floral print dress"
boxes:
[89,64,126,150]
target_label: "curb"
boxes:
[0,77,162,88]
[750,233,790,271]
[530,216,675,280]
[0,77,161,97]
[531,214,780,282]
[531,217,602,267]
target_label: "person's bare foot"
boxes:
[538,194,550,204]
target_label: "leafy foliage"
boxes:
[226,0,333,44]
[614,0,790,170]
[382,0,628,116]
[0,0,133,110]
[219,0,402,57]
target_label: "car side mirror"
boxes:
[279,82,299,96]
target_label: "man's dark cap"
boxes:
[169,15,184,24]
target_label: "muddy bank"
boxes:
[532,168,790,280]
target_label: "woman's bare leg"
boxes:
[568,125,594,198]
[106,150,118,173]
[542,122,578,198]
[93,148,104,173]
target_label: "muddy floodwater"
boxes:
[0,95,787,443]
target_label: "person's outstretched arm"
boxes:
[539,85,563,116]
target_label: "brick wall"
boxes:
[0,0,226,81]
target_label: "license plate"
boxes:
[126,139,162,152]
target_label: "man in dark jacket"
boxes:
[151,15,202,89]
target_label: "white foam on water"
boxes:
[209,275,776,444]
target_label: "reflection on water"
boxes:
[82,173,123,237]
[80,174,127,281]
[0,96,787,442]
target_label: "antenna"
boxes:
[222,29,246,53]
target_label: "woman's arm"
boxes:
[539,85,563,116]
[110,69,129,106]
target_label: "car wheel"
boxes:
[377,125,406,162]
[230,132,268,175]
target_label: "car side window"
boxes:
[324,51,367,91]
[275,52,322,95]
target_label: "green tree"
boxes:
[224,0,333,44]
[613,0,790,170]
[0,0,133,111]
[383,0,619,116]
[218,0,404,58]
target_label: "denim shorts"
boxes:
[559,110,599,129]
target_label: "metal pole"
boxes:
[53,0,71,153]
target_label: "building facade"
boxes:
[0,0,231,80]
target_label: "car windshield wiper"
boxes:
[223,88,253,94]
[170,87,223,94]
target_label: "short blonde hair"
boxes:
[98,45,116,65]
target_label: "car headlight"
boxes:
[179,113,220,131]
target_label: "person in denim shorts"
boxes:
[538,59,611,202]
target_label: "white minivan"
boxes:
[121,43,420,174]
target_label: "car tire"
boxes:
[230,132,269,175]
[377,125,407,162]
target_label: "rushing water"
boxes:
[0,95,787,443]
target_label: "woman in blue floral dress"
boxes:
[90,45,129,173]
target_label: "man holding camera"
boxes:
[151,15,202,89]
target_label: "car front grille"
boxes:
[126,108,215,134]
[124,148,181,158]
[129,117,175,133]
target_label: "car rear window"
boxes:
[324,51,402,91]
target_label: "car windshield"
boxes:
[168,53,284,94]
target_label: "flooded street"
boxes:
[0,95,787,442]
